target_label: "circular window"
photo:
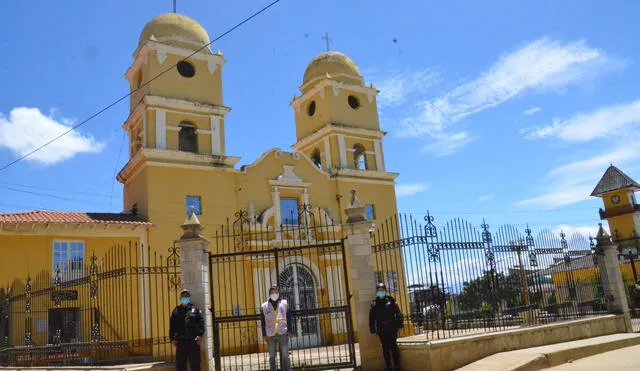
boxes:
[308,101,316,116]
[177,61,196,78]
[348,95,360,109]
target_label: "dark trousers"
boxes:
[378,330,400,370]
[176,341,201,371]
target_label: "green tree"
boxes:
[457,270,522,312]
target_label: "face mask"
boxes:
[181,297,190,305]
[376,291,386,298]
[270,293,279,301]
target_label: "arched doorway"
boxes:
[278,264,321,348]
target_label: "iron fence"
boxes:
[372,213,608,341]
[208,206,356,371]
[0,242,181,367]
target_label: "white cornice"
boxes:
[330,167,399,181]
[300,73,365,92]
[117,148,241,183]
[0,223,149,236]
[144,95,231,117]
[291,124,386,151]
[126,42,225,80]
[291,79,379,109]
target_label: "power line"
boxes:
[0,182,111,198]
[0,0,282,174]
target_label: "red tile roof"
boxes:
[0,210,152,226]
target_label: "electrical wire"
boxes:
[0,0,282,174]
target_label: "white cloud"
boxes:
[0,107,104,165]
[553,224,608,240]
[395,183,429,197]
[389,38,618,157]
[421,131,474,157]
[523,99,640,142]
[376,69,439,109]
[523,107,541,115]
[476,195,495,202]
[515,145,640,208]
[399,38,611,138]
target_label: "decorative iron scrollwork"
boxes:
[528,251,538,267]
[525,225,535,247]
[167,245,180,267]
[53,328,62,345]
[424,212,437,238]
[25,276,31,313]
[90,253,98,299]
[91,322,101,342]
[485,248,496,271]
[560,231,568,250]
[481,220,493,245]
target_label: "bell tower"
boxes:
[118,13,239,216]
[591,165,640,244]
[290,51,388,174]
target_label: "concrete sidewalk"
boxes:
[458,333,640,371]
[543,343,640,370]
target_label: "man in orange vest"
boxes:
[260,285,293,371]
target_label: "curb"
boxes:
[460,333,640,371]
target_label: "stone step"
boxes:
[458,332,640,371]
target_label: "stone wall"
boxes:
[398,315,629,371]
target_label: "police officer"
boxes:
[260,285,293,371]
[170,289,205,371]
[369,282,403,371]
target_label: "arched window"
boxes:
[311,149,322,169]
[353,144,367,170]
[179,122,198,153]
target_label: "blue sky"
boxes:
[1,0,639,239]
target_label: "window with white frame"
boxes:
[280,198,300,225]
[365,204,375,221]
[53,241,85,281]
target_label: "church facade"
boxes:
[0,12,405,359]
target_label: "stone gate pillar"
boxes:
[595,223,633,332]
[343,190,385,371]
[176,208,214,370]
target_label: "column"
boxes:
[343,190,385,370]
[156,109,166,149]
[210,116,221,155]
[374,140,384,172]
[323,137,332,169]
[338,135,347,168]
[176,208,214,371]
[595,224,633,332]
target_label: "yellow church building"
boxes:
[0,12,405,364]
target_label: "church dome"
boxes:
[303,51,362,85]
[139,13,210,49]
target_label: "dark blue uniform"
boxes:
[170,303,205,371]
[369,295,403,370]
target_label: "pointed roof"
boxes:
[590,165,640,197]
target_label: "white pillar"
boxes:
[176,210,214,370]
[156,109,167,149]
[323,137,332,169]
[210,116,221,155]
[374,140,384,172]
[343,190,385,370]
[338,135,347,168]
[596,224,633,332]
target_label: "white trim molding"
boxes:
[323,137,332,169]
[155,110,167,149]
[145,95,231,117]
[338,135,347,168]
[211,116,221,155]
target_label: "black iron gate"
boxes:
[208,208,356,371]
[372,212,608,341]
